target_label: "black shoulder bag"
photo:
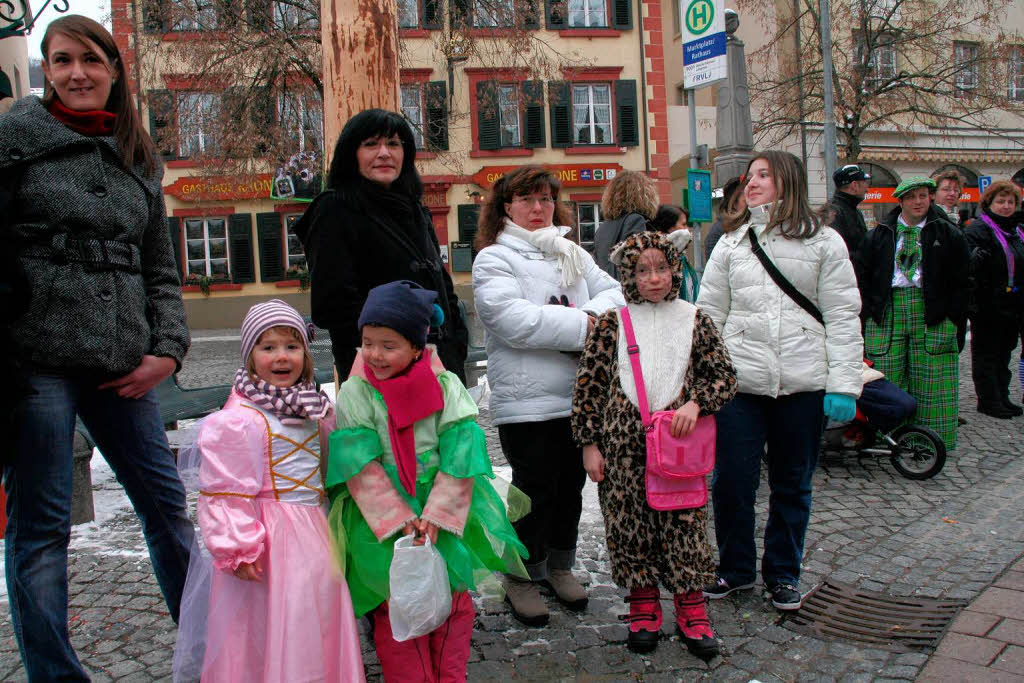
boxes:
[747,228,825,326]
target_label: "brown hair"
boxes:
[246,326,315,384]
[979,180,1022,211]
[41,15,158,175]
[600,170,659,220]
[723,151,821,239]
[474,165,574,251]
[931,169,965,191]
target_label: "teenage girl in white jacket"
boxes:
[695,151,862,611]
[472,165,624,627]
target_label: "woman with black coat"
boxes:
[964,180,1024,418]
[0,16,193,680]
[294,109,468,381]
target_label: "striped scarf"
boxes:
[233,367,330,426]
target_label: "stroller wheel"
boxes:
[889,425,946,479]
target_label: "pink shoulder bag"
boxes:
[619,306,716,511]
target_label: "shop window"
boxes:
[954,42,979,98]
[273,0,319,30]
[177,92,221,158]
[185,217,230,278]
[398,0,419,27]
[572,84,613,145]
[401,84,426,148]
[284,214,307,270]
[576,202,601,252]
[279,92,323,154]
[1008,47,1024,102]
[568,0,607,27]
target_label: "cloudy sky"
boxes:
[27,0,110,59]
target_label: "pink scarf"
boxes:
[363,350,444,497]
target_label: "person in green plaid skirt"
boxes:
[854,177,970,449]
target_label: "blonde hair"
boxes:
[246,325,314,384]
[600,171,659,220]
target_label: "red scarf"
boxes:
[363,349,444,497]
[47,98,116,136]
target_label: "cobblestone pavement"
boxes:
[1,333,1022,681]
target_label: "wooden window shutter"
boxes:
[548,80,572,148]
[522,0,540,28]
[544,0,567,28]
[256,212,285,282]
[457,204,482,254]
[147,89,177,161]
[228,213,256,284]
[422,0,442,28]
[477,80,500,151]
[615,79,639,147]
[167,216,183,280]
[142,0,166,32]
[522,81,546,148]
[425,81,449,151]
[451,0,470,28]
[611,0,632,29]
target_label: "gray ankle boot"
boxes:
[544,569,589,611]
[504,575,549,626]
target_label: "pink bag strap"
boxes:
[619,306,653,429]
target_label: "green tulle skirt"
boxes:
[327,467,530,617]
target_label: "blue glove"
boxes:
[823,393,857,422]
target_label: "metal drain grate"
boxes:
[784,580,966,651]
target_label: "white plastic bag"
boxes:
[389,533,452,641]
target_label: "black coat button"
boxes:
[9,148,23,160]
[91,186,108,198]
[99,290,113,301]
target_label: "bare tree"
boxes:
[736,0,1024,162]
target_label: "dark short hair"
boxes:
[326,109,422,198]
[648,204,686,233]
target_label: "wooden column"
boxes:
[320,0,401,167]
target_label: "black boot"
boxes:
[1001,397,1024,416]
[978,402,1015,419]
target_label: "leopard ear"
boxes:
[609,240,630,266]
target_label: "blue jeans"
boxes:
[4,374,194,681]
[711,391,824,589]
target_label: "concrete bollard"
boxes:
[71,432,95,525]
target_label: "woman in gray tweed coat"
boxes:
[0,16,193,680]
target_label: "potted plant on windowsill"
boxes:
[186,273,229,296]
[285,266,311,291]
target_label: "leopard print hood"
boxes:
[608,231,683,304]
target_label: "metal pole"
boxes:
[819,0,837,197]
[688,89,704,273]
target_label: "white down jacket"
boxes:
[473,228,625,425]
[695,211,863,398]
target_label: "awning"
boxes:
[853,146,1024,164]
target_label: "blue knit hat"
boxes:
[357,280,442,348]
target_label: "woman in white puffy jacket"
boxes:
[472,165,624,627]
[695,151,862,612]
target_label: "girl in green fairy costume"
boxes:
[326,280,528,681]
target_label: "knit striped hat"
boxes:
[240,299,312,365]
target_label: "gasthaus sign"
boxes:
[681,0,727,90]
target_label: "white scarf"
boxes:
[502,218,586,288]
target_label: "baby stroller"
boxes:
[820,374,946,480]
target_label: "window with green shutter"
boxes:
[256,212,285,282]
[228,213,256,284]
[477,80,544,151]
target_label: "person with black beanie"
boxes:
[293,109,469,382]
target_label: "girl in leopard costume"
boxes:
[571,231,737,659]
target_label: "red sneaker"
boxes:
[674,592,719,660]
[619,586,662,653]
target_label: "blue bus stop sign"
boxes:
[687,169,713,222]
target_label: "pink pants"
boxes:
[372,592,475,682]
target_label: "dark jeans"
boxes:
[970,314,1022,407]
[5,374,194,681]
[859,378,917,431]
[497,417,585,580]
[711,391,824,589]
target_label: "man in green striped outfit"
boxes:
[854,177,970,450]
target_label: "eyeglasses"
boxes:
[635,266,672,280]
[511,195,555,206]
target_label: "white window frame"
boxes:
[498,84,521,148]
[474,0,514,27]
[856,34,897,90]
[568,0,607,27]
[398,0,419,27]
[279,92,324,154]
[572,83,613,146]
[576,202,601,251]
[184,217,230,279]
[177,92,221,158]
[284,214,307,270]
[272,0,319,30]
[400,83,426,149]
[1009,46,1024,102]
[170,0,218,31]
[954,41,980,97]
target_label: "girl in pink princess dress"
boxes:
[174,299,364,682]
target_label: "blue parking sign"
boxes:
[979,175,992,193]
